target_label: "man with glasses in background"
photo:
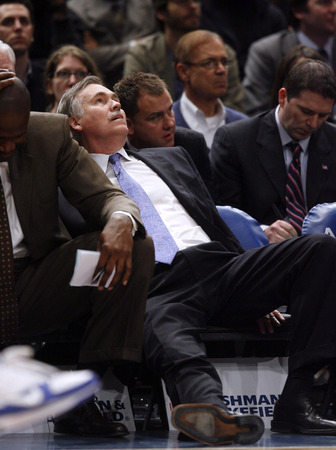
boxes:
[173,29,247,150]
[124,0,244,113]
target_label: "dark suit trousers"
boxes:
[143,234,336,406]
[15,232,154,364]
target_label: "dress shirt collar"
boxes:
[0,161,8,171]
[297,31,333,65]
[275,105,310,153]
[180,91,226,128]
[90,148,130,172]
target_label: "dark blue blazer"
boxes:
[173,97,248,149]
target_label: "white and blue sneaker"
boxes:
[0,346,100,433]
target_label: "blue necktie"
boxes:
[285,142,307,234]
[109,153,178,264]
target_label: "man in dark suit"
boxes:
[114,71,217,200]
[58,74,336,443]
[0,76,154,436]
[243,0,336,115]
[211,59,336,243]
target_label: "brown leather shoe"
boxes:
[172,403,264,445]
[53,398,129,437]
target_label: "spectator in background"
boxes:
[174,30,247,150]
[270,44,323,108]
[0,0,47,110]
[29,0,85,59]
[123,0,244,112]
[242,0,336,116]
[200,0,288,79]
[44,45,101,113]
[114,71,217,200]
[67,0,157,89]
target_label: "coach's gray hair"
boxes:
[57,75,104,117]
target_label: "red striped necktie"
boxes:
[285,142,307,235]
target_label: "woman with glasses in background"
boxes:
[44,45,101,113]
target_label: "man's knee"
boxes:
[300,233,336,258]
[301,232,336,247]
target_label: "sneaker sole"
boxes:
[0,374,101,433]
[172,403,264,445]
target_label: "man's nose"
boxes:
[307,115,319,129]
[110,99,121,110]
[163,114,175,128]
[14,18,23,29]
[0,141,15,153]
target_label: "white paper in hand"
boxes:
[70,249,116,287]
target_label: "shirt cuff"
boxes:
[112,211,138,237]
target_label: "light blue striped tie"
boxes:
[109,153,178,264]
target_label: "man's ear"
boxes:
[176,62,189,82]
[291,6,305,22]
[126,117,135,135]
[278,87,287,108]
[69,116,82,132]
[156,9,167,23]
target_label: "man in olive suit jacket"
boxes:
[0,76,154,437]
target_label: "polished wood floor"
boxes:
[1,429,336,450]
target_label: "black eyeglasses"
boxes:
[183,58,232,70]
[54,70,89,80]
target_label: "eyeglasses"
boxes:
[183,58,232,70]
[54,70,89,80]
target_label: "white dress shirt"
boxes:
[0,162,29,258]
[90,149,211,252]
[179,92,226,149]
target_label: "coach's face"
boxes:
[278,87,333,140]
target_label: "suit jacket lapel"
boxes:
[306,127,333,209]
[256,111,287,203]
[127,148,199,214]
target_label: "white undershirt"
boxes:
[179,91,227,148]
[0,162,28,257]
[90,149,211,251]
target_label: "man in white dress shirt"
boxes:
[173,29,247,149]
[57,75,336,444]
